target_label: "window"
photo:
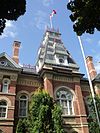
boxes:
[2,78,10,93]
[46,54,54,60]
[0,100,7,118]
[56,89,73,115]
[19,95,28,117]
[0,61,7,66]
[59,58,64,63]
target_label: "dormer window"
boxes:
[2,78,10,93]
[59,58,64,63]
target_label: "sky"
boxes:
[0,0,100,77]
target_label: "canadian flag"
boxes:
[50,10,56,18]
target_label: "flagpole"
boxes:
[77,36,100,127]
[67,0,100,127]
[50,17,53,29]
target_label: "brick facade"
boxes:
[0,29,100,133]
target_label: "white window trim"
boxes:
[56,88,74,116]
[0,100,8,119]
[2,78,10,93]
[18,95,28,117]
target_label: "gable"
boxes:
[0,52,21,69]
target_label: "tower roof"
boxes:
[36,28,79,72]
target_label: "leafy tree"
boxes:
[52,104,64,133]
[87,95,100,133]
[0,0,26,35]
[67,0,100,36]
[16,118,29,133]
[29,90,64,133]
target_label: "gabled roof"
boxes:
[0,52,21,69]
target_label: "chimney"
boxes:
[12,41,21,64]
[86,56,97,80]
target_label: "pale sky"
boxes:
[0,0,100,76]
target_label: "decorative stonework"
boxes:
[63,117,76,123]
[0,92,16,96]
[18,78,41,87]
[0,74,3,80]
[43,74,80,83]
[10,75,18,81]
[8,106,15,110]
[64,123,88,128]
[81,85,90,92]
[0,96,11,106]
[0,71,18,82]
[73,77,80,82]
[43,73,53,79]
[16,90,30,100]
[54,76,73,82]
[0,121,14,126]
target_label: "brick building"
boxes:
[0,28,100,133]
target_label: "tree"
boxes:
[29,90,64,133]
[87,95,100,133]
[67,0,100,36]
[0,0,26,35]
[16,118,29,133]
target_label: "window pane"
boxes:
[19,109,26,116]
[62,100,65,106]
[19,96,28,117]
[61,94,66,98]
[0,101,7,106]
[0,101,7,118]
[2,85,8,93]
[69,101,72,107]
[0,108,6,118]
[63,108,68,115]
[70,108,72,115]
[1,113,5,117]
[2,108,6,112]
[20,101,26,108]
[20,95,27,99]
[56,89,73,115]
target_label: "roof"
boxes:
[0,52,21,69]
[36,28,79,72]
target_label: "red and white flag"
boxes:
[50,10,56,18]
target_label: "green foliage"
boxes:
[67,0,100,36]
[16,118,29,133]
[29,90,64,133]
[52,104,64,133]
[87,95,100,133]
[0,0,26,35]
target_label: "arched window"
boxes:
[19,95,28,117]
[0,100,7,118]
[2,78,10,93]
[56,89,73,115]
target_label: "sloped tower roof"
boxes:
[36,28,79,72]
